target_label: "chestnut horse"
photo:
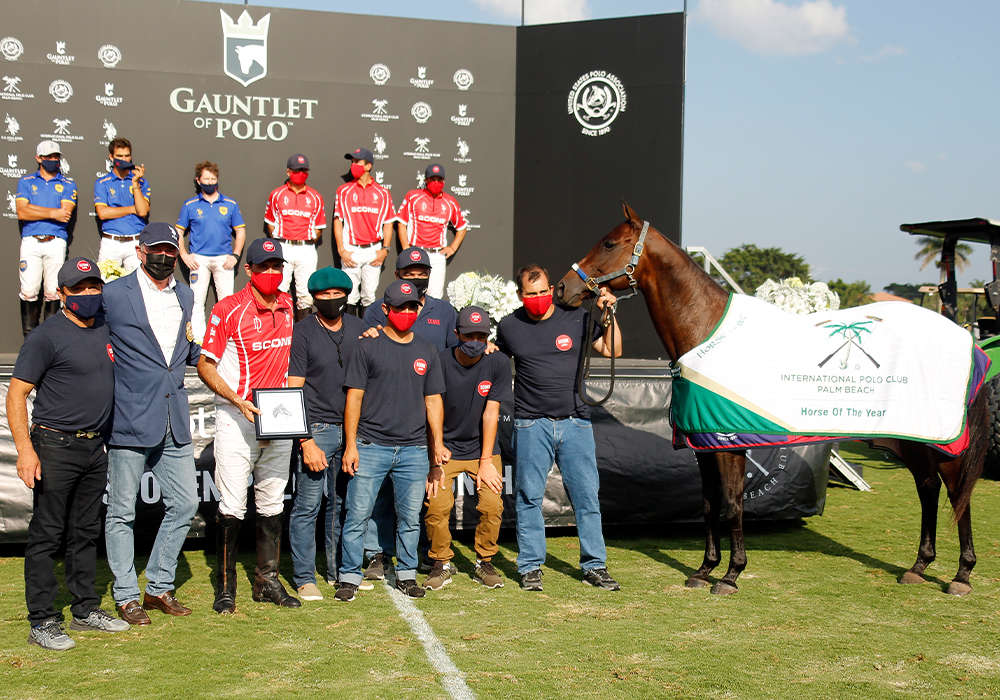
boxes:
[556,203,986,596]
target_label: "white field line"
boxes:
[384,575,475,700]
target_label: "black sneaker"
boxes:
[520,569,543,591]
[395,578,426,598]
[363,553,386,582]
[334,582,358,602]
[582,567,621,591]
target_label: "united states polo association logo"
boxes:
[568,70,627,137]
[220,10,270,87]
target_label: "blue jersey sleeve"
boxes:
[93,177,108,206]
[176,201,191,230]
[15,177,31,202]
[63,179,77,205]
[230,200,246,229]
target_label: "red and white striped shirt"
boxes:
[397,188,467,249]
[334,180,396,246]
[201,284,294,401]
[263,183,327,241]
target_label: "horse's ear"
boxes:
[621,200,640,228]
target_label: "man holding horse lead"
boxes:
[497,264,622,591]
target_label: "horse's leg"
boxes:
[686,453,722,588]
[711,452,747,596]
[900,457,940,585]
[940,457,976,596]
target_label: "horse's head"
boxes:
[555,201,647,307]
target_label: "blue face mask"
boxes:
[199,183,218,195]
[113,158,134,171]
[40,159,61,174]
[458,339,487,358]
[64,293,103,320]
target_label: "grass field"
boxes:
[1,442,999,698]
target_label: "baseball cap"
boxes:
[308,266,353,294]
[345,147,375,163]
[396,247,431,270]
[246,238,285,265]
[36,140,61,157]
[286,153,310,170]
[457,306,490,335]
[424,163,445,180]
[384,279,421,308]
[57,257,101,288]
[138,222,180,249]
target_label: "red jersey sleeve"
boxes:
[383,190,397,223]
[333,183,346,221]
[264,188,278,227]
[396,191,413,227]
[315,195,327,230]
[200,299,231,361]
[450,197,467,230]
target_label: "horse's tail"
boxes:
[952,389,987,522]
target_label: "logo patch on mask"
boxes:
[477,380,492,397]
[555,334,573,351]
[413,358,427,375]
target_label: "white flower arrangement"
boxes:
[98,258,127,282]
[755,277,840,315]
[447,271,521,339]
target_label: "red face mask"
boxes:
[350,163,366,180]
[288,170,309,186]
[426,180,444,196]
[523,293,553,317]
[251,271,283,296]
[387,308,418,332]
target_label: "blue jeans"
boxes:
[289,422,345,587]
[365,483,397,558]
[513,417,607,574]
[340,442,428,585]
[105,435,198,604]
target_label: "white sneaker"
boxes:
[297,582,324,601]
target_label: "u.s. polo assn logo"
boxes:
[568,70,627,136]
[220,10,270,87]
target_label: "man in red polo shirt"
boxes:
[264,153,326,321]
[397,163,467,299]
[198,237,301,614]
[334,146,396,317]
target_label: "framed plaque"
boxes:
[252,388,310,440]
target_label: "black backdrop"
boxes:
[514,14,686,360]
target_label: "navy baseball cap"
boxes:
[308,266,353,294]
[345,147,375,163]
[286,153,309,170]
[457,306,490,335]
[57,257,101,288]
[385,279,421,308]
[424,163,445,180]
[139,222,179,249]
[396,247,431,270]
[246,238,285,265]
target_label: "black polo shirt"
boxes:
[439,348,513,459]
[345,332,445,446]
[288,313,363,425]
[13,312,114,433]
[496,305,602,420]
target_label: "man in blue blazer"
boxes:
[103,223,201,626]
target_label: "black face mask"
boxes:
[143,253,176,281]
[409,277,430,296]
[199,182,218,195]
[40,159,61,174]
[314,297,347,321]
[113,158,134,171]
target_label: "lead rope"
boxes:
[576,297,617,407]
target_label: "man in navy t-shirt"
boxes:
[7,257,130,651]
[287,267,362,601]
[423,306,512,591]
[496,264,622,592]
[336,279,447,601]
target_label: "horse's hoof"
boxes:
[711,582,738,596]
[685,576,710,589]
[946,581,972,597]
[898,571,925,585]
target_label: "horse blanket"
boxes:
[671,294,989,455]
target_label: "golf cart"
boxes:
[901,218,1000,476]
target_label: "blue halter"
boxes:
[571,220,649,301]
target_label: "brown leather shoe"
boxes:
[117,600,151,626]
[142,591,192,616]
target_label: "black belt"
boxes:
[278,239,316,246]
[101,233,139,242]
[354,240,382,249]
[33,424,102,440]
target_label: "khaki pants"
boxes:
[425,455,503,562]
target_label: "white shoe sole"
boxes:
[423,577,452,591]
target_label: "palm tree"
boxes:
[914,235,974,279]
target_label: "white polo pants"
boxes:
[278,242,317,310]
[214,403,292,519]
[18,237,66,301]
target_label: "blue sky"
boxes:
[219,0,1000,290]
